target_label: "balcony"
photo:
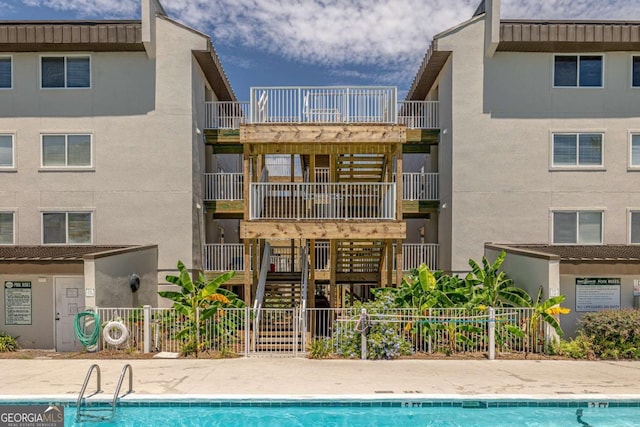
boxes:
[203,86,439,130]
[204,172,439,203]
[204,243,439,272]
[250,182,396,220]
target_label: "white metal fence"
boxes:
[401,173,439,201]
[204,172,437,203]
[250,182,396,220]
[205,101,250,129]
[203,242,438,272]
[250,86,397,124]
[204,96,439,129]
[397,101,439,129]
[95,306,546,358]
[204,173,243,201]
[204,243,246,271]
[395,243,439,271]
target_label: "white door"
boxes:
[55,277,85,352]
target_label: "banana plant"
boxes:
[158,261,244,357]
[506,286,570,355]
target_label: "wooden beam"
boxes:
[248,142,394,156]
[386,240,393,287]
[330,240,337,308]
[204,129,241,144]
[405,129,440,144]
[243,146,250,220]
[241,124,405,144]
[402,201,439,217]
[240,221,406,240]
[243,240,251,303]
[396,146,403,221]
[395,239,403,287]
[335,272,380,283]
[309,239,316,309]
[204,201,243,218]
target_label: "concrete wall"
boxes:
[83,246,158,308]
[434,16,640,273]
[0,274,58,349]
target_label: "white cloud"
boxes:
[15,0,640,84]
[21,0,137,18]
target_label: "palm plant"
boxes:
[158,261,245,357]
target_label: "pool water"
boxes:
[60,403,640,427]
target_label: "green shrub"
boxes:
[308,338,333,359]
[0,331,19,352]
[578,309,640,360]
[549,334,595,359]
[334,294,413,360]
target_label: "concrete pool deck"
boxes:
[1,358,640,399]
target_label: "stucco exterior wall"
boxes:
[0,274,58,349]
[0,16,217,289]
[436,16,640,273]
[84,246,158,308]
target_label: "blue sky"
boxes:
[2,0,639,100]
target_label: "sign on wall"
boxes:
[575,278,621,312]
[4,281,32,325]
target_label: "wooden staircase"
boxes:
[336,240,386,273]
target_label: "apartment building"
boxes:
[0,0,235,349]
[407,0,640,335]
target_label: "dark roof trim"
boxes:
[0,245,132,261]
[488,243,640,261]
[194,48,235,102]
[83,244,157,260]
[405,39,451,101]
[499,20,640,52]
[0,21,143,52]
[485,243,561,261]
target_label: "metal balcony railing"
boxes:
[205,101,250,129]
[250,182,396,220]
[204,172,439,202]
[394,243,439,271]
[204,243,439,272]
[204,173,243,201]
[204,87,440,129]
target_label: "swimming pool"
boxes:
[3,399,640,426]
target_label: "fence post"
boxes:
[488,307,495,361]
[196,307,200,350]
[428,308,432,354]
[143,305,151,354]
[244,307,250,357]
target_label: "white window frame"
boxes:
[39,54,92,89]
[629,210,640,245]
[40,133,93,169]
[632,55,640,88]
[0,55,12,90]
[551,132,604,169]
[0,211,15,245]
[41,211,93,245]
[552,54,604,89]
[629,131,640,169]
[0,133,15,169]
[551,210,604,245]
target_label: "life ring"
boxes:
[102,321,129,346]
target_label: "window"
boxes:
[554,55,603,87]
[633,56,640,88]
[0,57,11,89]
[0,212,13,245]
[41,56,90,88]
[41,134,91,168]
[42,212,92,244]
[0,134,13,168]
[553,211,603,244]
[631,212,640,244]
[552,133,603,167]
[631,134,640,168]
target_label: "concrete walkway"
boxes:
[1,358,640,399]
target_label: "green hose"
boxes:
[74,311,101,348]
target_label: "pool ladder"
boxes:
[76,364,134,422]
